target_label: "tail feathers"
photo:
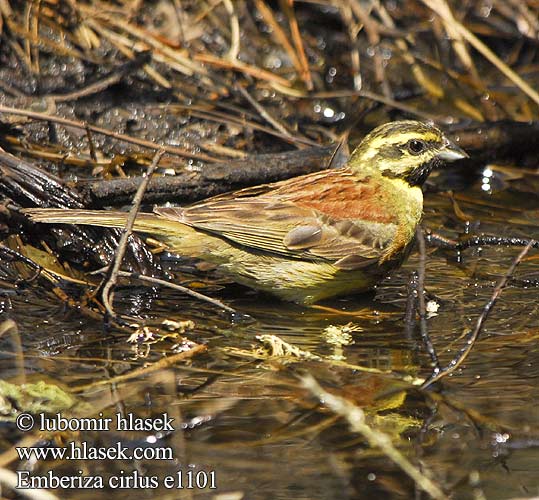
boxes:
[22,208,182,236]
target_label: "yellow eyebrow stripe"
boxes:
[358,131,441,160]
[368,131,440,150]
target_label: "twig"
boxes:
[81,10,208,77]
[425,233,539,258]
[223,0,240,61]
[114,270,237,315]
[0,244,43,274]
[422,0,480,82]
[273,87,445,122]
[301,373,447,500]
[423,0,539,107]
[0,468,59,500]
[253,0,306,84]
[280,0,313,90]
[72,343,208,392]
[235,84,311,146]
[422,240,534,389]
[5,15,93,63]
[46,52,152,102]
[173,103,318,146]
[349,1,390,97]
[0,105,218,162]
[79,145,337,207]
[85,126,97,163]
[0,320,25,384]
[340,2,361,91]
[374,3,444,98]
[0,78,27,97]
[100,149,165,320]
[194,52,292,87]
[85,19,173,88]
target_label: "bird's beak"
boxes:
[438,138,469,162]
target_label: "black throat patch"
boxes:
[382,157,442,187]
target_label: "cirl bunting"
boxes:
[24,121,468,304]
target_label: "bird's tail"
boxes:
[22,208,184,236]
[23,208,243,265]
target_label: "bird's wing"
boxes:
[154,169,400,269]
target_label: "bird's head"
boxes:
[349,120,468,186]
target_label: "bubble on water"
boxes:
[323,107,335,118]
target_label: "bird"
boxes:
[24,120,467,304]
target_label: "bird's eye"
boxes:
[407,139,426,154]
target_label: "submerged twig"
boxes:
[113,270,236,315]
[349,1,390,97]
[340,3,361,91]
[0,244,43,275]
[73,343,208,392]
[46,52,152,102]
[422,240,534,389]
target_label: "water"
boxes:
[2,164,539,499]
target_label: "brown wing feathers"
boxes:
[155,169,398,269]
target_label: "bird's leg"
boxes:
[415,228,441,372]
[404,271,419,340]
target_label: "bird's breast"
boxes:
[380,180,424,261]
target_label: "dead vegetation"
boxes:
[1,1,539,499]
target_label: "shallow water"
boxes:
[2,165,539,499]
[1,1,539,496]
